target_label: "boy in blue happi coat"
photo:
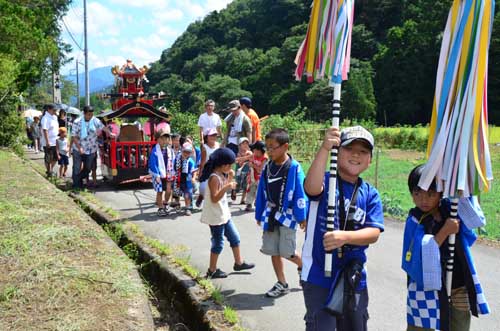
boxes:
[148,127,172,217]
[255,128,308,298]
[301,126,384,331]
[402,164,489,331]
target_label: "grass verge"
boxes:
[0,150,148,331]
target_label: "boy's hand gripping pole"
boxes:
[325,84,342,278]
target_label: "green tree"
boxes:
[0,0,71,148]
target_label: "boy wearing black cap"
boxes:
[301,126,384,331]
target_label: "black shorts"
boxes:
[58,154,69,166]
[44,146,57,164]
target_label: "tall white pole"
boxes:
[84,0,90,106]
[325,83,342,277]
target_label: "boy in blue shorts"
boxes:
[255,128,307,298]
[176,142,197,216]
[301,126,384,331]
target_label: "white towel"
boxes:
[80,117,97,139]
[155,144,166,178]
[233,113,244,132]
[422,234,441,290]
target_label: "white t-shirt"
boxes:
[197,112,221,135]
[41,113,59,146]
[57,138,68,155]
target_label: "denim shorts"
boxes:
[209,219,241,254]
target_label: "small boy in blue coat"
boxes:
[402,164,490,331]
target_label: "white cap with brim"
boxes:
[204,128,218,136]
[182,142,193,152]
[340,126,374,149]
[238,137,249,145]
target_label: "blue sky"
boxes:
[60,0,234,74]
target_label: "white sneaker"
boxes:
[265,281,289,298]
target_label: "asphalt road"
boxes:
[28,151,499,331]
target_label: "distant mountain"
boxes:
[65,66,114,95]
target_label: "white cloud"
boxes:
[180,0,205,19]
[118,47,159,66]
[205,0,233,12]
[153,9,184,22]
[98,38,120,46]
[108,0,170,9]
[133,34,168,50]
[89,51,127,68]
[157,26,181,38]
[87,2,123,37]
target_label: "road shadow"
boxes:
[220,288,302,311]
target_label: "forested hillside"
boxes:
[148,0,500,125]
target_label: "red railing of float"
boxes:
[104,140,155,171]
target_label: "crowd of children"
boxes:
[148,123,489,331]
[29,102,490,330]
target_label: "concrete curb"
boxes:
[69,192,236,331]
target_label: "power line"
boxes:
[62,17,83,51]
[70,2,83,20]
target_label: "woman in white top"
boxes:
[195,128,220,207]
[199,148,255,279]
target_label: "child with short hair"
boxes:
[174,142,197,216]
[255,128,307,298]
[148,127,172,217]
[301,126,384,331]
[232,137,253,203]
[199,147,255,278]
[56,127,69,178]
[31,117,41,153]
[402,164,490,331]
[245,141,267,211]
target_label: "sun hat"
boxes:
[224,100,240,112]
[155,126,171,140]
[340,126,374,150]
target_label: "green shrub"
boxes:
[170,101,199,141]
[373,126,428,151]
[0,97,25,153]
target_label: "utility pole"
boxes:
[76,60,79,108]
[84,0,90,106]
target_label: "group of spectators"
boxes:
[148,97,264,216]
[30,104,112,189]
